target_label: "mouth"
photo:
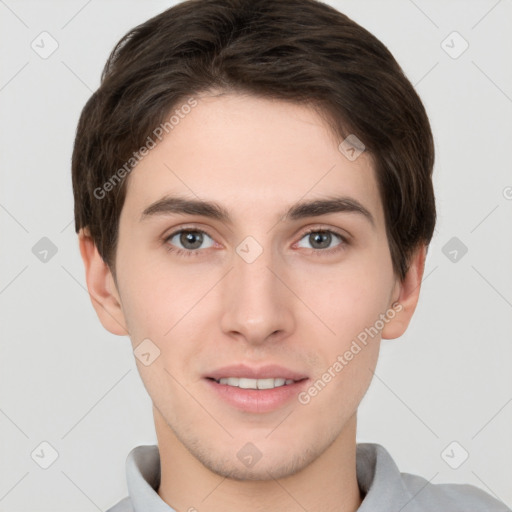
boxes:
[203,364,309,413]
[206,376,306,389]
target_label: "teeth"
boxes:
[217,377,296,389]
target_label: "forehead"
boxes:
[121,93,384,229]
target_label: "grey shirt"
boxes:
[106,443,511,511]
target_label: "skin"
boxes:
[79,92,426,512]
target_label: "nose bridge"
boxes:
[220,237,294,342]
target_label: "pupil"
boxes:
[311,232,330,249]
[182,231,202,249]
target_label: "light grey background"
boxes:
[1,0,511,510]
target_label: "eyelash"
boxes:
[163,226,349,258]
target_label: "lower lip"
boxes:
[204,378,309,413]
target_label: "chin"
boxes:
[192,439,323,482]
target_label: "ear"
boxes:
[78,227,128,336]
[381,244,427,340]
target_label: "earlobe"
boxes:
[381,244,427,340]
[78,228,129,336]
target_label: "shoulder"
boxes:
[356,443,511,512]
[105,496,133,512]
[400,472,511,511]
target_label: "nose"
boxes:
[219,241,296,346]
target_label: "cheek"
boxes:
[116,255,215,357]
[298,255,392,401]
[302,308,382,415]
[302,257,392,341]
[116,267,202,405]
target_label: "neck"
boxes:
[155,407,362,512]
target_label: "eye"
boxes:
[163,227,349,258]
[295,229,348,253]
[164,229,215,256]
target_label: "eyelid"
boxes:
[296,225,351,242]
[292,227,350,255]
[162,223,351,253]
[163,224,217,240]
[163,225,218,248]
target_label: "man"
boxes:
[72,0,510,510]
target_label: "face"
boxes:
[86,93,419,481]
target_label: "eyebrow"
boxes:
[140,194,375,227]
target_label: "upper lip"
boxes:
[206,364,308,381]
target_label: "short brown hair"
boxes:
[72,0,436,281]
